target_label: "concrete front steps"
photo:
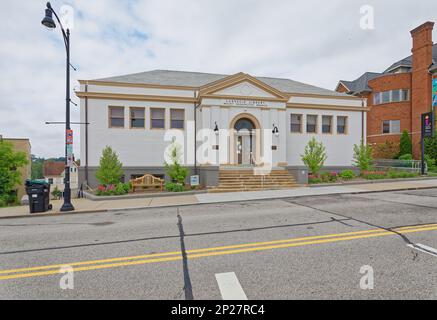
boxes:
[209,168,298,193]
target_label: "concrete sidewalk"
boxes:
[1,178,437,219]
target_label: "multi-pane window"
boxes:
[109,106,124,128]
[374,89,410,105]
[382,120,400,134]
[381,91,390,104]
[170,109,185,129]
[337,116,347,134]
[391,90,401,102]
[401,89,409,101]
[290,114,302,133]
[130,107,145,128]
[306,115,318,133]
[373,93,381,105]
[151,108,165,129]
[322,116,333,134]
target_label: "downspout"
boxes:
[85,83,89,185]
[361,102,364,142]
[194,90,199,176]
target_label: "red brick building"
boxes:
[337,22,437,159]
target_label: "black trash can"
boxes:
[25,180,52,214]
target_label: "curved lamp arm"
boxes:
[46,2,69,50]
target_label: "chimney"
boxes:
[410,21,434,158]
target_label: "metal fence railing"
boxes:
[373,159,427,173]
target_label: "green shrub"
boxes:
[308,177,322,184]
[95,146,124,185]
[51,186,62,200]
[165,182,185,192]
[353,142,373,171]
[339,170,356,180]
[320,172,338,183]
[398,154,413,160]
[301,138,327,176]
[399,130,412,157]
[96,183,129,196]
[165,141,189,185]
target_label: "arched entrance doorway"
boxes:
[229,114,261,165]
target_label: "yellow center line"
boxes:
[0,223,436,281]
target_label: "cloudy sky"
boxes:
[1,0,436,158]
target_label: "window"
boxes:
[401,89,409,101]
[373,93,381,105]
[109,107,124,128]
[337,116,347,134]
[130,107,145,128]
[290,114,302,133]
[392,90,400,102]
[374,89,410,105]
[151,108,165,129]
[306,115,318,133]
[322,116,333,134]
[170,109,185,129]
[382,120,401,134]
[381,91,390,104]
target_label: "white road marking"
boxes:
[215,272,248,300]
[407,243,437,257]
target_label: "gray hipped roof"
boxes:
[339,43,437,95]
[93,70,347,97]
[339,72,381,94]
[384,43,437,73]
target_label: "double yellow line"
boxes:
[1,223,437,281]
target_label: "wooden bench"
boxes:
[130,174,164,192]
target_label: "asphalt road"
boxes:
[0,188,437,300]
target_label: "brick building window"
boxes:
[306,115,318,133]
[290,114,302,133]
[382,120,400,134]
[374,89,410,105]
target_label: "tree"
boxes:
[424,131,437,165]
[95,146,124,185]
[353,141,373,171]
[300,138,327,175]
[0,140,28,206]
[399,130,412,158]
[164,140,188,185]
[31,155,44,179]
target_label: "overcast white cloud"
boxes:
[0,0,436,158]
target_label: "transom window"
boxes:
[151,108,165,129]
[337,116,347,134]
[170,109,185,129]
[130,107,145,128]
[290,114,302,133]
[109,106,124,128]
[322,116,333,134]
[234,118,255,131]
[306,115,318,133]
[382,120,400,134]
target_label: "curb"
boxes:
[83,189,207,201]
[309,176,437,188]
[1,183,436,220]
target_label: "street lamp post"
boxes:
[42,2,75,212]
